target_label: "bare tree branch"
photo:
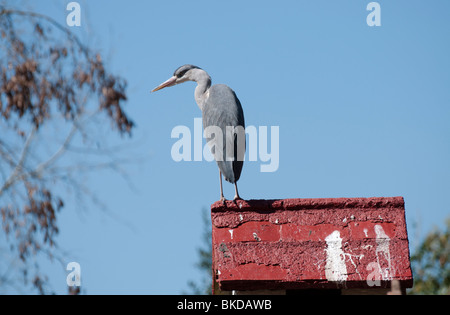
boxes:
[0,3,137,293]
[0,126,36,197]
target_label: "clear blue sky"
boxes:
[27,0,450,294]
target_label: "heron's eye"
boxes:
[177,70,188,78]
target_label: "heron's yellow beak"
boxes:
[151,76,177,93]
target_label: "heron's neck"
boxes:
[192,70,211,110]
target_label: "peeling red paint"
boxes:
[212,197,413,292]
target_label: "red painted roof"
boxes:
[211,197,413,291]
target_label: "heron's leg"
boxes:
[219,171,226,204]
[233,182,242,201]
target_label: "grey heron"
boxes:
[152,65,245,202]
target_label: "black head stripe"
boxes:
[174,64,201,77]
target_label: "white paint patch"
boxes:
[239,214,243,221]
[374,225,392,280]
[229,229,234,239]
[363,228,369,237]
[324,231,348,282]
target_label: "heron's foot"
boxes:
[233,195,243,202]
[220,195,227,205]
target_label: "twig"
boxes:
[0,127,36,197]
[33,123,79,178]
[0,8,89,58]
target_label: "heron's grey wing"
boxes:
[202,84,245,183]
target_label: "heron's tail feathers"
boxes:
[218,160,243,184]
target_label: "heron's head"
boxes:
[151,64,202,92]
